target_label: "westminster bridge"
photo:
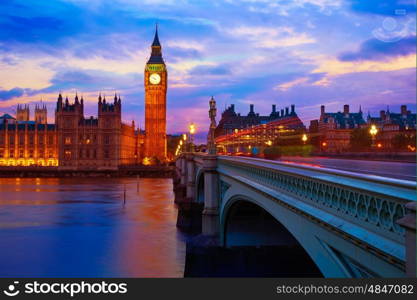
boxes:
[174,153,416,278]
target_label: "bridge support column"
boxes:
[186,154,195,200]
[180,156,187,186]
[175,154,202,230]
[173,156,187,204]
[397,202,416,277]
[202,155,219,239]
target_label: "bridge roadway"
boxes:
[277,156,416,181]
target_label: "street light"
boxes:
[189,123,196,152]
[370,125,378,147]
[302,134,308,144]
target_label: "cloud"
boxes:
[348,0,416,15]
[226,26,315,48]
[189,64,231,76]
[339,36,416,61]
[0,87,26,100]
[312,53,416,78]
[275,77,310,91]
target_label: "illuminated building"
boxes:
[310,104,416,152]
[310,104,366,153]
[366,105,416,150]
[0,94,144,169]
[215,104,305,153]
[0,106,58,167]
[144,25,167,161]
[55,93,141,170]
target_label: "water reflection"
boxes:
[0,177,187,277]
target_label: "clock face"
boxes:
[149,73,161,85]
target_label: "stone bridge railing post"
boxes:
[397,202,416,277]
[201,155,219,239]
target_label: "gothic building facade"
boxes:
[56,93,139,170]
[0,94,142,169]
[0,105,58,167]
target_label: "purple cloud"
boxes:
[338,36,416,61]
[0,87,26,100]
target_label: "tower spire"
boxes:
[152,23,161,47]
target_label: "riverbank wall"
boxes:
[0,166,174,178]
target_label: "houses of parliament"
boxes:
[0,27,167,169]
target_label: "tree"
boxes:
[350,128,372,151]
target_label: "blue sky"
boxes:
[0,0,415,140]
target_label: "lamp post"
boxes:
[370,124,378,148]
[189,123,196,152]
[302,133,308,144]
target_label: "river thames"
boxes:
[0,177,188,277]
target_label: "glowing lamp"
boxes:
[189,123,196,135]
[301,134,308,142]
[369,125,378,136]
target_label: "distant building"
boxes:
[0,94,144,169]
[0,105,58,166]
[215,103,299,137]
[310,104,416,152]
[367,105,416,149]
[215,103,305,153]
[309,104,366,153]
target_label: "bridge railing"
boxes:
[217,156,416,245]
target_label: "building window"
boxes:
[93,149,97,159]
[65,136,71,145]
[9,136,14,145]
[86,149,90,158]
[0,150,3,158]
[19,149,24,158]
[104,135,110,145]
[19,135,24,145]
[29,149,34,158]
[10,150,14,158]
[65,118,72,128]
[48,136,53,145]
[39,135,44,145]
[104,149,109,159]
[64,150,71,160]
[29,135,34,145]
[79,149,83,159]
[48,150,53,158]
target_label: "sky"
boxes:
[0,0,415,141]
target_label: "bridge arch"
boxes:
[221,195,323,277]
[195,168,205,203]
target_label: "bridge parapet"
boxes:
[217,156,415,245]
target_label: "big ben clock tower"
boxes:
[144,25,167,161]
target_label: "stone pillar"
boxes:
[202,155,219,237]
[397,202,416,277]
[180,155,187,185]
[186,153,195,200]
